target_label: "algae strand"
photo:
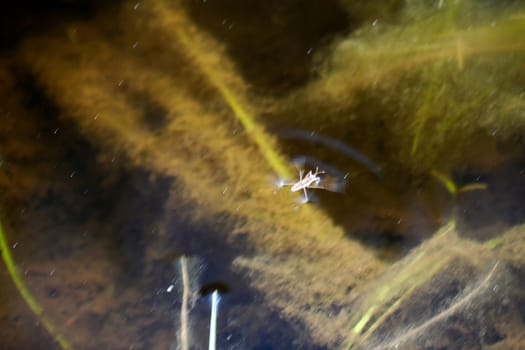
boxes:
[158,0,292,180]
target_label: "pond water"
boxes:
[1,1,525,349]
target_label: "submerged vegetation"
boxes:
[345,221,525,349]
[0,0,524,348]
[279,0,525,175]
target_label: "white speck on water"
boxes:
[12,242,18,249]
[70,171,76,178]
[133,2,140,10]
[132,42,138,49]
[222,187,228,195]
[166,284,174,293]
[372,19,378,26]
[221,19,234,29]
[50,269,55,276]
[118,80,124,87]
[93,113,99,120]
[306,47,313,55]
[53,128,60,135]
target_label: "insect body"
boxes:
[280,167,326,202]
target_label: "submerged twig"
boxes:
[179,256,190,350]
[208,290,220,350]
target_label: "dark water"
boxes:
[1,1,525,349]
[0,101,308,348]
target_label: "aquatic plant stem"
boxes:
[214,83,293,179]
[169,0,292,180]
[179,256,190,350]
[0,220,72,350]
[208,290,219,350]
[430,170,487,224]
